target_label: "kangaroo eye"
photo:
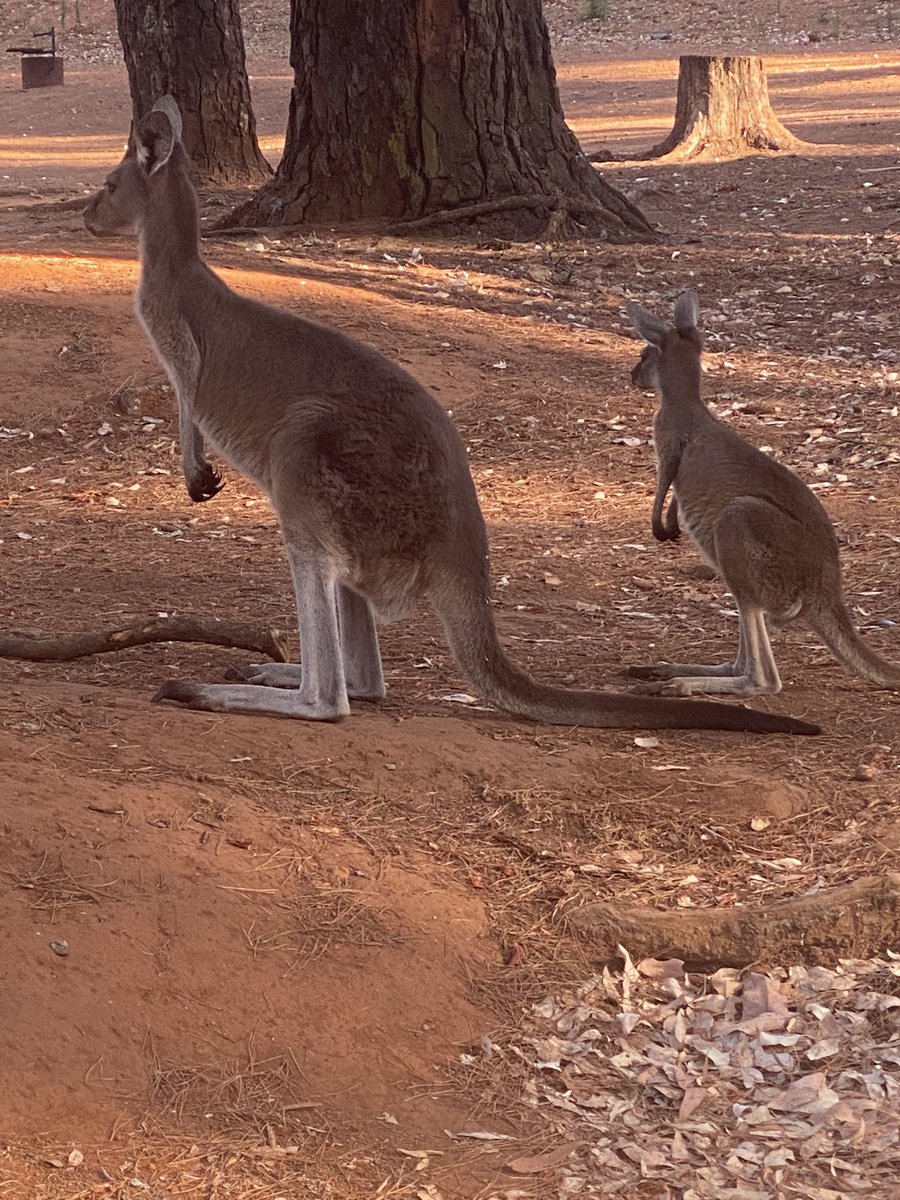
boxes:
[107,181,117,195]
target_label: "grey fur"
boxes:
[626,290,900,696]
[82,100,819,735]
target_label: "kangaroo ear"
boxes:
[151,95,183,143]
[625,301,667,347]
[673,290,700,332]
[133,97,182,175]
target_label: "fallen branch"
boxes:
[562,873,900,971]
[0,617,291,663]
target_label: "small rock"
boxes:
[50,938,69,957]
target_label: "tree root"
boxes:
[562,873,900,971]
[200,224,283,239]
[0,617,291,663]
[385,193,658,241]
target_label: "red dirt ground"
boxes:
[1,2,898,1197]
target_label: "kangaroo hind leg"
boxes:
[627,590,745,684]
[640,606,780,696]
[225,583,384,700]
[627,656,743,682]
[631,498,797,696]
[337,584,385,700]
[155,543,350,721]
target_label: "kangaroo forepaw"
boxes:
[652,521,678,543]
[187,462,225,503]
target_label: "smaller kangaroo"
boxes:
[80,98,818,735]
[624,290,900,697]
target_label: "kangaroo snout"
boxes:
[630,345,659,390]
[82,194,105,236]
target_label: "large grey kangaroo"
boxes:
[83,98,818,735]
[625,290,900,697]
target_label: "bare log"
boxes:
[639,55,802,161]
[0,617,291,663]
[563,873,900,971]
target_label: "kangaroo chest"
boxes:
[136,286,201,399]
[653,420,721,565]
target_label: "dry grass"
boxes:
[244,882,404,966]
[145,1038,319,1138]
[8,851,118,914]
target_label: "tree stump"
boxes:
[640,55,801,161]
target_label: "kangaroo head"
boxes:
[625,291,703,393]
[84,97,184,237]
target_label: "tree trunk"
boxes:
[641,55,801,161]
[113,0,271,186]
[231,0,655,242]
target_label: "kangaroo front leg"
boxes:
[162,328,224,503]
[180,404,224,503]
[664,494,681,540]
[182,418,224,503]
[652,452,680,543]
[154,551,350,720]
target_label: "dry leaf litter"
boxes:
[486,949,900,1198]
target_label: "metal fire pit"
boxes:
[6,28,64,89]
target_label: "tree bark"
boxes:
[113,0,271,186]
[231,0,655,242]
[640,55,801,161]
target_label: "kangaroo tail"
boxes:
[806,601,900,689]
[432,583,820,736]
